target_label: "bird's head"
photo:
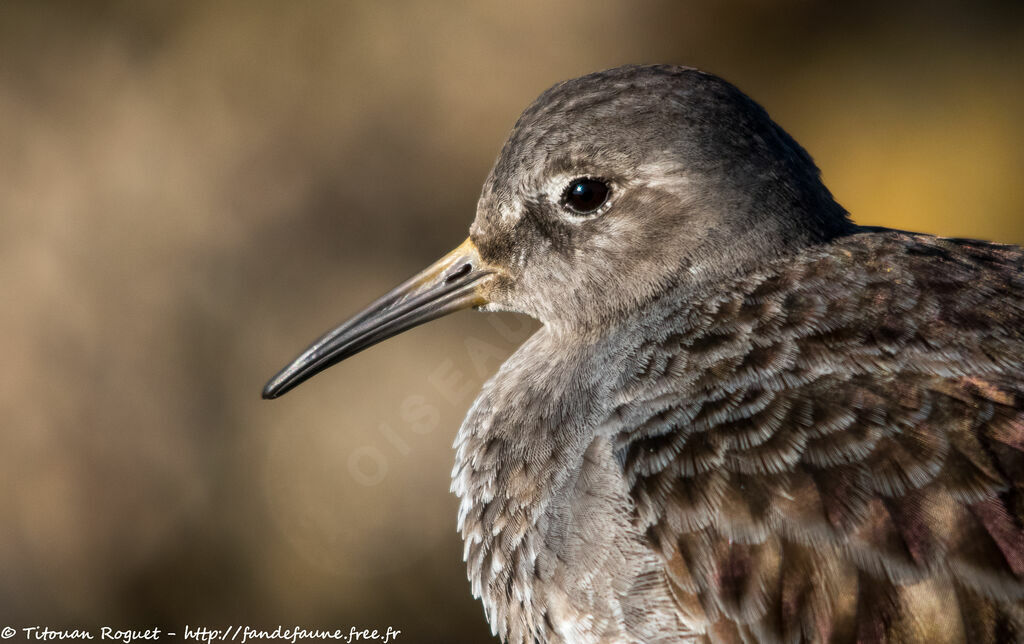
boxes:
[263,65,851,399]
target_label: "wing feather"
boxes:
[612,232,1024,642]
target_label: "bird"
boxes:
[263,65,1024,643]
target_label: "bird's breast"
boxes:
[451,327,689,643]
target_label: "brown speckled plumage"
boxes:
[617,232,1024,642]
[266,65,1024,643]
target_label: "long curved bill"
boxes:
[262,238,491,399]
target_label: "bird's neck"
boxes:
[452,327,641,642]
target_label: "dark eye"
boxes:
[562,178,610,215]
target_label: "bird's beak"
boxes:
[262,237,492,399]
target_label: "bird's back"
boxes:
[606,229,1024,642]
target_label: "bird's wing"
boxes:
[610,232,1024,643]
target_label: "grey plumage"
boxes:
[265,65,1024,643]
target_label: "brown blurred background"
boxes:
[1,1,1022,641]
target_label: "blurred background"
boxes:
[1,0,1022,640]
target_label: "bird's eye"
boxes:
[562,178,610,215]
